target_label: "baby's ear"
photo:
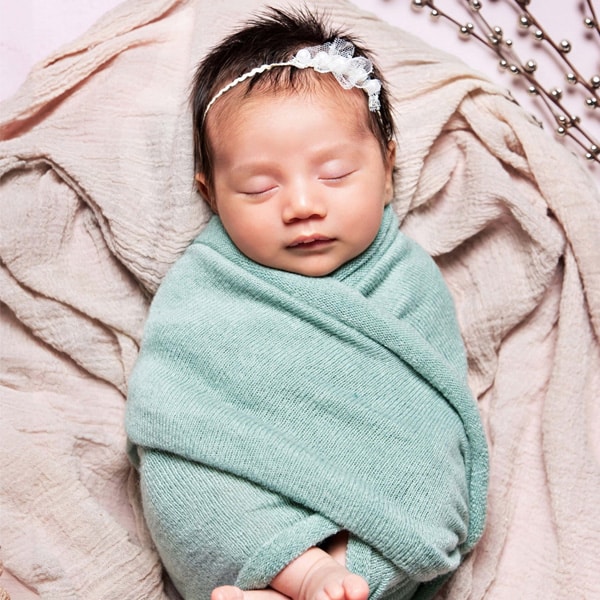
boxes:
[384,141,396,204]
[195,173,218,213]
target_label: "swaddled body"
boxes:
[126,8,488,600]
[126,206,487,600]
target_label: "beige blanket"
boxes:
[1,0,599,598]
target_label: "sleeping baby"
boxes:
[126,7,489,600]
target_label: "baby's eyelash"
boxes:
[242,186,276,196]
[321,171,355,182]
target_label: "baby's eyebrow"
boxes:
[228,142,363,177]
[233,157,353,179]
[310,142,360,159]
[231,162,279,177]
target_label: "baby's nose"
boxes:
[282,185,327,222]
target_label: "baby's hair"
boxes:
[190,6,396,190]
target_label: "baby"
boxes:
[126,7,488,600]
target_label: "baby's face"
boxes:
[197,81,395,277]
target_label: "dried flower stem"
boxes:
[586,0,600,41]
[412,0,600,164]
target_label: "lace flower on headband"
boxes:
[204,38,382,117]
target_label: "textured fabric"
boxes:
[2,0,600,598]
[126,206,488,599]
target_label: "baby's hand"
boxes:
[211,586,290,600]
[298,557,369,600]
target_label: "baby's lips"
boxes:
[288,234,333,247]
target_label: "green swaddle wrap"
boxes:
[126,205,488,600]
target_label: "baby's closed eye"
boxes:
[320,170,355,182]
[318,160,357,182]
[237,176,278,196]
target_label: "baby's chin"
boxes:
[278,263,349,278]
[262,261,341,278]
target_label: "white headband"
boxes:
[203,38,382,118]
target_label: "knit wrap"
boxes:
[126,206,488,596]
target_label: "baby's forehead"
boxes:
[205,86,382,175]
[206,73,373,138]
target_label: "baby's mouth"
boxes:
[288,234,334,248]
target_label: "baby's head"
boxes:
[191,7,397,277]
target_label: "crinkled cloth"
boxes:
[125,206,488,600]
[2,0,600,598]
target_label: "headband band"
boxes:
[203,38,382,118]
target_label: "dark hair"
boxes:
[190,6,396,191]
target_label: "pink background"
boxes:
[1,0,598,182]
